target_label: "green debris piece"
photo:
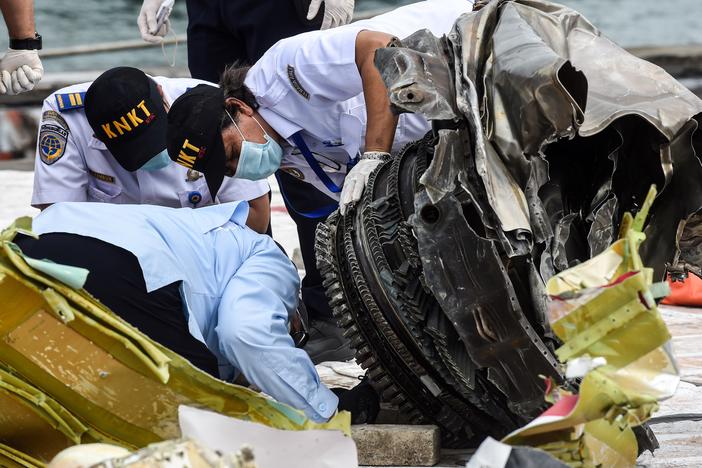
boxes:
[631,186,657,234]
[0,442,44,468]
[0,365,89,445]
[23,256,89,290]
[649,281,671,300]
[0,217,35,243]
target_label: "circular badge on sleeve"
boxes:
[281,167,305,181]
[39,110,70,165]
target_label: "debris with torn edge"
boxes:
[503,186,677,466]
[0,217,349,466]
[318,0,701,449]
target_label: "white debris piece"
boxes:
[565,355,607,379]
[94,439,254,468]
[179,405,358,468]
[47,444,131,468]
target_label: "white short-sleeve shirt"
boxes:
[32,77,269,208]
[244,0,474,199]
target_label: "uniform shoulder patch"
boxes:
[55,92,86,111]
[287,65,310,100]
[39,110,70,165]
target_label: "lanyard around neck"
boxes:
[290,132,342,194]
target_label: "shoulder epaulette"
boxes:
[55,92,86,111]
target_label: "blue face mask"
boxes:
[140,149,171,171]
[226,111,283,181]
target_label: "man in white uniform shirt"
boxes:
[31,67,271,233]
[165,0,474,361]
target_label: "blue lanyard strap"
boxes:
[290,132,342,193]
[274,172,338,219]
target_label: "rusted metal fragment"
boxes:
[375,29,460,121]
[586,196,618,257]
[411,190,561,415]
[419,129,465,202]
[641,118,702,279]
[320,0,702,452]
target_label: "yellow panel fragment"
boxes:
[0,221,350,462]
[504,185,677,467]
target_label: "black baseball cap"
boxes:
[166,84,226,199]
[85,67,167,172]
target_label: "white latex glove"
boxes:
[0,71,10,94]
[307,0,355,30]
[339,152,390,215]
[0,49,43,95]
[138,0,172,43]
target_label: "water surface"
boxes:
[11,0,702,73]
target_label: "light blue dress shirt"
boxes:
[32,201,338,422]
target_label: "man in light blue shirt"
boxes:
[14,200,342,422]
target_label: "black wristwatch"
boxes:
[9,33,42,50]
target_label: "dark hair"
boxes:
[218,62,259,130]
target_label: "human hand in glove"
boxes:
[339,151,390,216]
[0,49,43,95]
[307,0,354,30]
[138,0,172,43]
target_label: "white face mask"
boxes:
[140,149,171,171]
[226,110,283,180]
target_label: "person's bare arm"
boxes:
[246,193,271,234]
[354,30,398,153]
[0,0,35,39]
[339,30,398,215]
